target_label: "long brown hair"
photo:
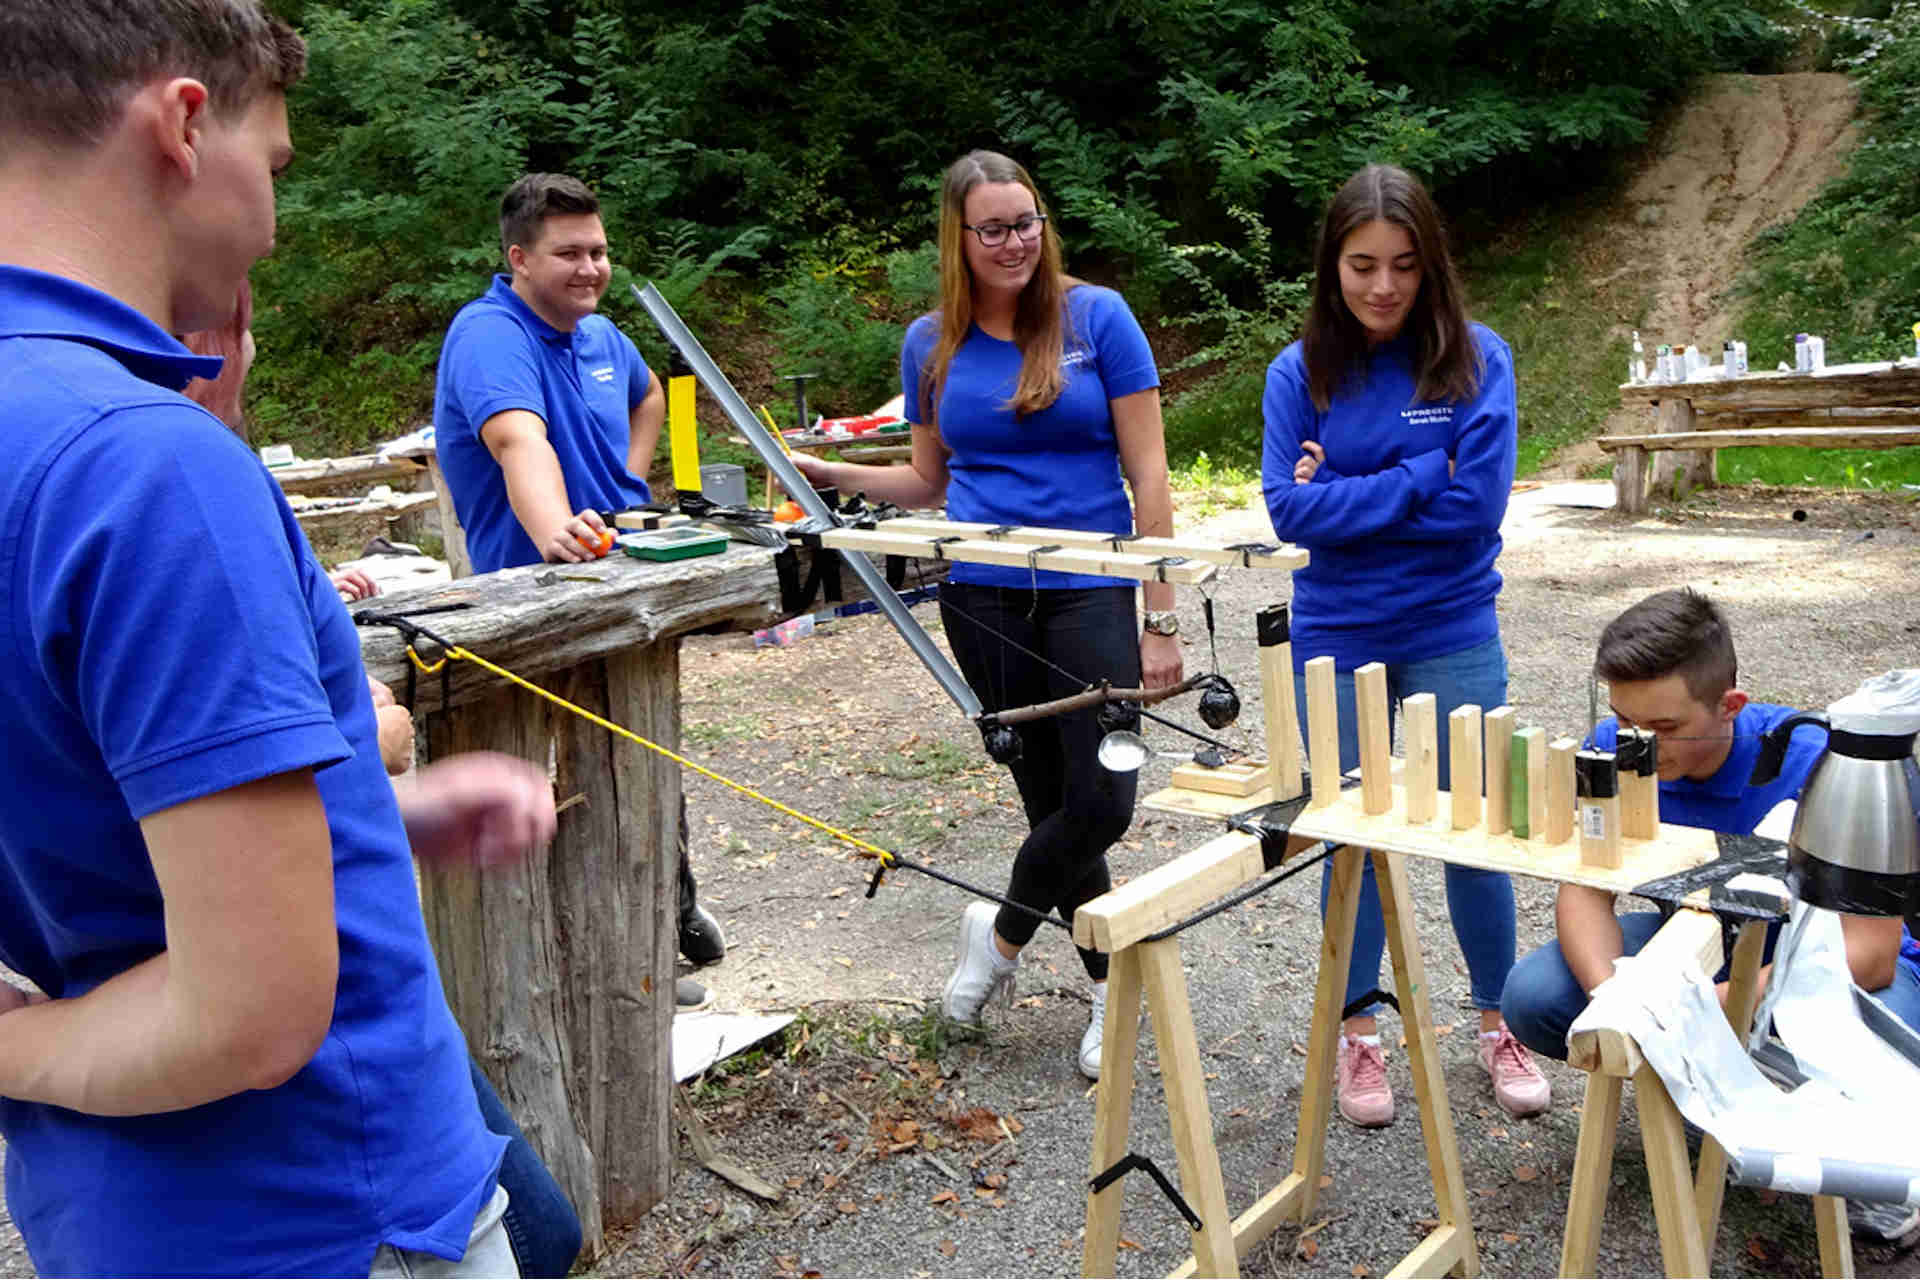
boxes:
[1301,164,1480,412]
[919,150,1075,422]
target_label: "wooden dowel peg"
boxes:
[1258,606,1303,803]
[1483,706,1516,836]
[1511,727,1545,839]
[1355,663,1391,815]
[1404,693,1437,824]
[1547,737,1578,845]
[1306,656,1340,809]
[1449,705,1482,830]
[1578,750,1623,869]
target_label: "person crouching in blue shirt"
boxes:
[434,173,726,975]
[1262,163,1547,1129]
[0,3,558,1274]
[790,150,1183,1081]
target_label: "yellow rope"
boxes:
[425,643,898,867]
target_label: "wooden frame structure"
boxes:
[1077,633,1724,1279]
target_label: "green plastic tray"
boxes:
[617,527,731,561]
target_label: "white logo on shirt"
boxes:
[590,365,616,383]
[1061,349,1091,370]
[1401,405,1453,425]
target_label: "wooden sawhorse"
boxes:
[1561,911,1856,1277]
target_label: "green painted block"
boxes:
[1509,731,1531,838]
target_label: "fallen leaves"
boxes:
[936,1239,956,1258]
[1513,1165,1540,1183]
[929,1189,958,1205]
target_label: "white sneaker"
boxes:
[1078,981,1108,1080]
[942,901,1016,1024]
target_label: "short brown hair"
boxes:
[1301,164,1480,412]
[0,1,305,152]
[1595,588,1738,706]
[499,174,600,265]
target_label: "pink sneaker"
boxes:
[1335,1034,1394,1128]
[1480,1026,1551,1118]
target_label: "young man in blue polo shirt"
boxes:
[0,3,558,1274]
[1502,588,1920,1244]
[434,173,726,972]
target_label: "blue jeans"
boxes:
[1881,956,1920,1035]
[1293,637,1516,1017]
[469,1060,582,1278]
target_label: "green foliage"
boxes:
[1162,369,1268,476]
[764,244,938,416]
[1718,447,1920,489]
[1731,1,1920,368]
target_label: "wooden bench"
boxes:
[1608,363,1920,513]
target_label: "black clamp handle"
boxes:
[1089,1153,1202,1232]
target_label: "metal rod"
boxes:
[633,283,983,718]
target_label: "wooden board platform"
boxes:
[873,517,1308,571]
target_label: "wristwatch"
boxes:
[1143,610,1180,637]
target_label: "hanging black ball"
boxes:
[1197,676,1242,730]
[981,720,1023,765]
[1096,699,1141,735]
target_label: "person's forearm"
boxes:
[1131,465,1175,614]
[0,950,326,1116]
[1556,884,1626,993]
[627,391,664,482]
[806,458,944,509]
[499,436,580,548]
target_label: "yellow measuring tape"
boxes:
[405,642,898,868]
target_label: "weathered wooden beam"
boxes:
[271,454,428,497]
[1072,830,1267,954]
[817,527,1219,585]
[1617,361,1920,410]
[1565,908,1722,1076]
[873,516,1309,570]
[1597,425,1920,452]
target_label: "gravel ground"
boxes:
[1,480,1916,1278]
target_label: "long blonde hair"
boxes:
[919,150,1074,423]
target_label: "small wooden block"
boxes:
[1169,760,1268,797]
[1546,737,1577,845]
[1617,728,1660,841]
[1483,706,1515,836]
[1449,705,1482,830]
[1403,693,1438,825]
[1355,663,1391,815]
[1258,609,1303,803]
[1577,751,1623,869]
[1305,656,1340,809]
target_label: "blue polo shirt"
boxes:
[434,275,654,573]
[901,285,1159,590]
[0,266,503,1276]
[1589,701,1824,833]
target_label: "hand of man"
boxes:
[542,510,612,564]
[331,569,380,602]
[1293,440,1324,485]
[1141,630,1184,690]
[394,753,557,867]
[787,452,831,491]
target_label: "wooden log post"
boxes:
[1648,394,1713,502]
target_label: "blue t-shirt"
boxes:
[0,267,504,1277]
[900,284,1159,589]
[434,275,654,573]
[1261,324,1517,670]
[1588,702,1824,834]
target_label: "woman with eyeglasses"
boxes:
[791,150,1179,1079]
[1262,163,1547,1131]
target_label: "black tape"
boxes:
[1229,775,1356,869]
[1614,729,1657,777]
[1575,750,1618,798]
[1828,728,1918,761]
[1255,603,1291,648]
[1342,988,1401,1022]
[1791,854,1920,917]
[1088,1154,1202,1232]
[1631,831,1790,921]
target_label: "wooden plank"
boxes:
[1288,782,1719,897]
[1814,1194,1856,1279]
[1259,617,1303,802]
[1082,946,1144,1279]
[1615,444,1649,515]
[424,451,472,579]
[1483,707,1515,837]
[1695,921,1769,1263]
[1386,1225,1468,1279]
[1649,395,1712,502]
[1073,831,1267,954]
[1617,361,1920,411]
[1378,851,1480,1278]
[1567,910,1723,1076]
[819,527,1220,585]
[1558,1071,1623,1278]
[1577,751,1623,870]
[1637,1064,1711,1278]
[1355,663,1391,816]
[1167,1175,1311,1278]
[1660,406,1920,432]
[1618,729,1660,842]
[877,516,1309,570]
[1404,693,1438,826]
[1169,759,1269,797]
[1292,846,1367,1221]
[1449,705,1482,831]
[1546,737,1577,846]
[270,454,426,497]
[1510,727,1545,840]
[1596,425,1920,452]
[1138,938,1240,1278]
[1306,656,1341,809]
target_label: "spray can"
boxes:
[1808,335,1826,371]
[1794,333,1810,373]
[1655,344,1673,382]
[1734,340,1749,376]
[1722,340,1737,379]
[1629,331,1646,384]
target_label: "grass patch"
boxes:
[1717,446,1920,489]
[872,739,975,782]
[1169,448,1262,523]
[684,714,761,747]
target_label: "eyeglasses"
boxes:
[962,215,1048,248]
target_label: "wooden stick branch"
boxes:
[988,674,1213,725]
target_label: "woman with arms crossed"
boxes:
[1263,163,1548,1128]
[794,150,1180,1079]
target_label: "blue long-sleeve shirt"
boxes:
[1262,324,1517,669]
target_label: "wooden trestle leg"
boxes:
[1085,945,1145,1280]
[1141,937,1240,1278]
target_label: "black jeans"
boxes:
[940,582,1141,982]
